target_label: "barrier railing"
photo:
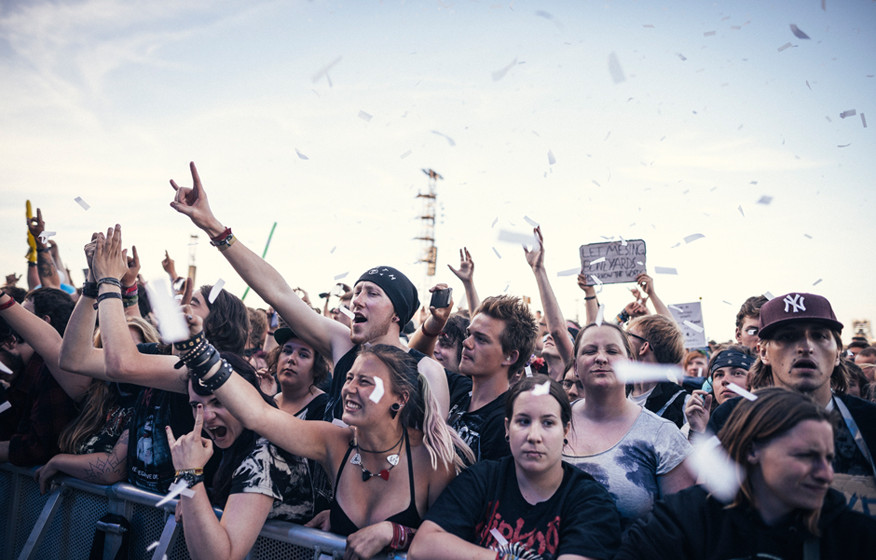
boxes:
[1,463,405,560]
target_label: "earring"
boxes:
[390,403,401,419]
[564,438,568,445]
[504,435,510,442]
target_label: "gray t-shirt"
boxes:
[563,408,691,528]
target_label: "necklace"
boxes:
[351,431,405,481]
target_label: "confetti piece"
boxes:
[400,150,412,159]
[756,195,772,205]
[0,402,10,414]
[334,271,349,280]
[764,292,774,300]
[789,24,810,39]
[812,278,823,286]
[687,436,742,503]
[615,361,684,384]
[837,143,851,148]
[295,149,309,160]
[677,53,687,61]
[806,80,812,90]
[312,56,342,84]
[620,236,628,247]
[491,217,498,228]
[369,377,384,403]
[207,279,225,304]
[636,261,644,266]
[590,257,606,265]
[339,306,355,320]
[357,111,372,122]
[490,528,508,547]
[738,205,745,217]
[684,233,704,244]
[524,365,532,378]
[145,279,189,344]
[728,382,757,401]
[683,320,704,333]
[840,109,857,119]
[607,52,626,83]
[38,231,56,245]
[74,196,90,210]
[668,305,683,312]
[155,479,195,507]
[330,246,337,254]
[595,304,605,327]
[547,150,556,165]
[331,417,349,429]
[592,180,601,188]
[654,267,677,275]
[523,215,539,227]
[491,57,519,81]
[431,130,456,146]
[591,275,603,285]
[703,30,716,37]
[0,361,12,374]
[777,42,793,52]
[492,247,502,259]
[862,114,867,128]
[497,229,537,248]
[557,268,579,277]
[803,234,813,239]
[722,300,733,306]
[643,24,654,28]
[531,381,550,395]
[146,542,160,552]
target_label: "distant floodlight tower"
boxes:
[416,169,442,285]
[187,234,198,287]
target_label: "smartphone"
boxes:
[430,287,452,308]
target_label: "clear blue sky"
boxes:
[2,0,874,342]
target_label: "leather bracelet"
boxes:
[421,321,442,338]
[173,469,204,488]
[584,295,597,301]
[174,331,206,352]
[36,247,50,253]
[0,297,16,311]
[82,282,99,299]
[209,227,231,244]
[192,358,233,395]
[93,292,123,309]
[97,277,122,288]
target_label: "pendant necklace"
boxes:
[351,431,405,481]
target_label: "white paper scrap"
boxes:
[369,377,385,403]
[591,275,603,285]
[207,279,225,304]
[839,109,857,119]
[357,111,372,122]
[497,229,537,247]
[756,195,773,205]
[400,150,412,159]
[524,365,533,378]
[38,231,56,245]
[155,479,195,508]
[862,113,868,128]
[764,292,775,300]
[74,196,91,210]
[683,320,704,333]
[738,205,745,217]
[722,300,733,306]
[334,271,349,280]
[687,436,742,503]
[490,528,508,547]
[777,42,793,52]
[295,149,309,160]
[607,52,626,83]
[557,268,579,277]
[615,361,684,384]
[523,215,539,227]
[145,278,189,344]
[812,278,823,286]
[703,30,716,37]
[590,257,606,265]
[727,382,758,401]
[431,130,456,146]
[654,267,678,275]
[0,361,13,374]
[668,305,683,312]
[803,234,813,239]
[547,150,556,165]
[0,401,10,414]
[491,217,498,228]
[146,542,160,553]
[684,233,705,244]
[491,57,519,81]
[339,306,355,320]
[595,304,605,326]
[531,381,551,396]
[789,24,810,39]
[492,247,502,259]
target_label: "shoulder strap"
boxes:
[833,396,876,480]
[656,389,686,418]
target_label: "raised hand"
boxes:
[448,247,474,283]
[685,389,712,434]
[122,246,140,287]
[27,207,46,247]
[169,161,221,233]
[93,225,128,281]
[522,226,545,270]
[165,403,213,471]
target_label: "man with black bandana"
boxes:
[167,161,450,423]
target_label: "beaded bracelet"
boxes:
[97,277,122,288]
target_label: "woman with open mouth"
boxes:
[409,375,622,560]
[616,387,876,559]
[167,353,329,560]
[174,309,470,560]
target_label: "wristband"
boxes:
[421,322,441,338]
[616,309,630,324]
[82,281,99,299]
[209,227,231,244]
[36,247,50,253]
[123,284,138,296]
[97,277,122,288]
[389,523,416,551]
[0,297,16,311]
[122,295,139,308]
[584,295,597,301]
[175,331,206,352]
[94,292,123,309]
[191,358,233,395]
[173,469,205,488]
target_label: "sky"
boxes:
[1,0,874,344]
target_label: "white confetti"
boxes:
[557,268,579,277]
[207,279,225,304]
[295,149,309,160]
[146,542,160,552]
[334,271,349,280]
[400,150,412,159]
[357,111,372,122]
[155,479,195,508]
[497,229,537,248]
[756,195,772,205]
[686,436,742,503]
[636,261,644,266]
[727,382,757,401]
[492,247,502,259]
[490,528,508,547]
[703,30,716,37]
[683,320,704,333]
[789,24,810,39]
[668,305,683,312]
[0,401,10,414]
[614,361,684,384]
[595,304,605,327]
[339,306,355,320]
[654,267,678,275]
[369,377,385,403]
[591,275,603,285]
[777,42,793,52]
[74,196,91,210]
[683,233,705,244]
[738,205,745,217]
[839,109,856,119]
[0,360,13,374]
[38,231,56,245]
[312,56,342,84]
[531,381,551,396]
[812,278,823,286]
[677,53,687,61]
[803,234,813,239]
[547,150,556,165]
[523,215,539,227]
[764,292,775,300]
[722,300,733,306]
[524,365,532,378]
[430,130,456,146]
[862,113,868,128]
[491,57,519,81]
[590,257,606,265]
[145,279,189,344]
[607,52,626,83]
[330,246,337,254]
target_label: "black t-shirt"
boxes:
[425,456,621,560]
[447,389,511,464]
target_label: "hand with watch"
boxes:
[165,403,212,488]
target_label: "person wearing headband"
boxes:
[685,345,755,436]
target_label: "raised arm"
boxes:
[636,274,671,318]
[448,247,480,313]
[34,430,128,493]
[576,274,600,326]
[168,162,350,362]
[409,284,454,358]
[27,208,61,289]
[524,227,573,378]
[90,225,186,393]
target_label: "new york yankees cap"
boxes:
[758,292,843,340]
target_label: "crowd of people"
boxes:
[2,161,876,559]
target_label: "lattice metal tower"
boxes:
[416,169,442,282]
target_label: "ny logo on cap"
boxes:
[783,294,806,313]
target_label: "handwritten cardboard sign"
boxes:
[668,301,707,348]
[579,240,646,285]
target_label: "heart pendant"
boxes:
[378,469,390,481]
[386,454,399,467]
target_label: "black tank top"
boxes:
[329,430,422,536]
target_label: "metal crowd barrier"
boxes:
[1,463,406,560]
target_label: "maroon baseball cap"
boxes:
[758,292,843,339]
